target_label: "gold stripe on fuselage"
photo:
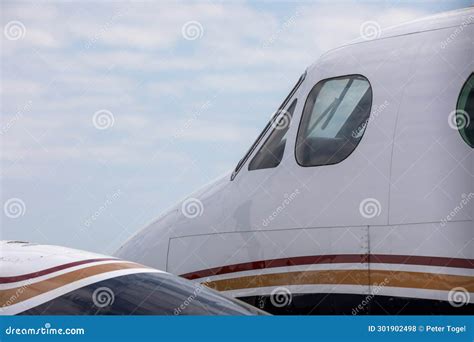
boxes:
[205,269,474,293]
[0,262,147,307]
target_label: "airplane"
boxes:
[116,7,474,315]
[0,241,266,315]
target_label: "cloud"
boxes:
[3,0,458,253]
[1,1,431,170]
[1,79,44,97]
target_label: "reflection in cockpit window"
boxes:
[249,99,298,171]
[19,272,265,315]
[296,75,372,167]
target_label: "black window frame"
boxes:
[456,73,474,148]
[294,74,373,168]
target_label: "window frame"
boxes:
[294,74,373,168]
[456,73,474,148]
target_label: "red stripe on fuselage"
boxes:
[0,258,117,284]
[181,254,474,280]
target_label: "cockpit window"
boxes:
[231,71,306,180]
[19,272,266,315]
[248,99,297,171]
[295,75,372,167]
[457,74,473,148]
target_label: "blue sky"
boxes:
[1,0,471,255]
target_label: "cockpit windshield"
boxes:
[231,71,306,180]
[19,272,267,315]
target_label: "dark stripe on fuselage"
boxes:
[238,293,474,315]
[180,254,474,280]
[0,258,117,284]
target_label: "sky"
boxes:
[1,0,472,255]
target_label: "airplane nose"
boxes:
[114,209,178,270]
